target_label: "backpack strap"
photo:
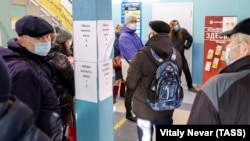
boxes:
[140,47,157,66]
[150,47,177,62]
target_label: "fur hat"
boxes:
[15,15,54,37]
[125,14,137,24]
[0,57,11,103]
[149,20,170,34]
[55,26,72,44]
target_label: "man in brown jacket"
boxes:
[126,20,182,141]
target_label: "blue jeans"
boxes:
[136,116,173,141]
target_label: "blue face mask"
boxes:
[225,43,240,65]
[173,25,180,31]
[34,41,51,56]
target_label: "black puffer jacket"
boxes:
[127,33,182,120]
[46,43,75,125]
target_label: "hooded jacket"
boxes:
[119,25,144,60]
[0,39,63,140]
[187,56,250,124]
[126,33,182,120]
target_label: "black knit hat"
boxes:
[15,15,54,37]
[55,26,72,44]
[0,57,11,103]
[219,17,250,37]
[149,20,170,34]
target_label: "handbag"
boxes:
[113,56,121,69]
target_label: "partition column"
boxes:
[73,0,113,141]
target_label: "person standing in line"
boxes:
[119,14,144,122]
[126,20,182,141]
[47,27,76,141]
[0,15,63,140]
[54,26,73,57]
[0,56,52,141]
[187,17,250,124]
[169,19,198,93]
[113,24,126,104]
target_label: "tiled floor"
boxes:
[113,86,197,141]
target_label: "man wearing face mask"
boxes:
[0,15,63,140]
[119,14,144,122]
[187,17,250,124]
[0,56,52,141]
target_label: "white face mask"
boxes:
[34,41,51,56]
[128,23,137,30]
[225,43,240,65]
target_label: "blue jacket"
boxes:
[119,25,144,60]
[0,38,63,140]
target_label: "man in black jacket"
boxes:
[0,15,63,140]
[0,56,51,141]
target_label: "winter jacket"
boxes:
[187,56,250,124]
[0,96,52,141]
[119,25,144,60]
[171,28,193,54]
[0,39,63,140]
[126,33,182,120]
[46,43,75,125]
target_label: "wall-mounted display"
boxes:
[202,16,237,84]
[121,2,141,37]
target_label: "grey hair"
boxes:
[234,33,250,44]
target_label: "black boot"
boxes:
[126,112,136,122]
[124,88,136,122]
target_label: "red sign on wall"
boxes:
[202,16,237,84]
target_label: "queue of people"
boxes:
[1,13,249,141]
[112,15,250,141]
